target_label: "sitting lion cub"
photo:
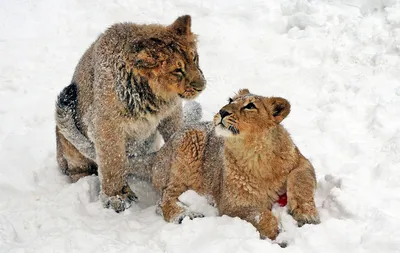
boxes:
[130,89,320,240]
[55,15,205,212]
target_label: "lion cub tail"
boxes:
[55,83,96,161]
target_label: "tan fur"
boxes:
[56,126,97,182]
[130,89,320,239]
[55,15,205,212]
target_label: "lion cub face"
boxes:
[156,48,205,100]
[214,89,291,137]
[131,15,206,100]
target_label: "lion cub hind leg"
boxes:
[287,154,320,226]
[159,129,207,223]
[56,126,97,182]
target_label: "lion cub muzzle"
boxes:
[180,74,206,99]
[214,108,239,137]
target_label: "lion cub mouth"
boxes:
[178,87,203,99]
[214,121,240,137]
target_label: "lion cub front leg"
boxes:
[95,119,136,212]
[287,154,320,226]
[159,184,204,224]
[224,208,279,240]
[159,129,207,223]
[253,210,279,240]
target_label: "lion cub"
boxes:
[55,15,205,212]
[130,89,320,240]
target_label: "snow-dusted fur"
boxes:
[55,15,206,212]
[56,97,202,184]
[55,83,96,161]
[56,96,202,162]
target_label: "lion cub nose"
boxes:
[219,110,231,119]
[190,80,205,91]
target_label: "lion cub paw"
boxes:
[173,210,205,224]
[288,202,320,227]
[257,212,280,240]
[101,185,138,213]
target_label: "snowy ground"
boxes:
[1,0,400,252]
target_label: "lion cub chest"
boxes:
[122,114,160,140]
[122,100,179,140]
[222,153,291,209]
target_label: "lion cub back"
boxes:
[151,122,224,198]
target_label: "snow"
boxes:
[1,0,400,252]
[178,190,218,218]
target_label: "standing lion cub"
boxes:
[129,89,320,240]
[55,15,205,212]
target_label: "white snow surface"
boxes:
[1,0,400,252]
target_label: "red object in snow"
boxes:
[277,193,287,207]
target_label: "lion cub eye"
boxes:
[228,98,233,104]
[243,102,256,110]
[173,68,185,76]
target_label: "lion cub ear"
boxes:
[169,15,192,36]
[268,97,291,124]
[237,89,250,96]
